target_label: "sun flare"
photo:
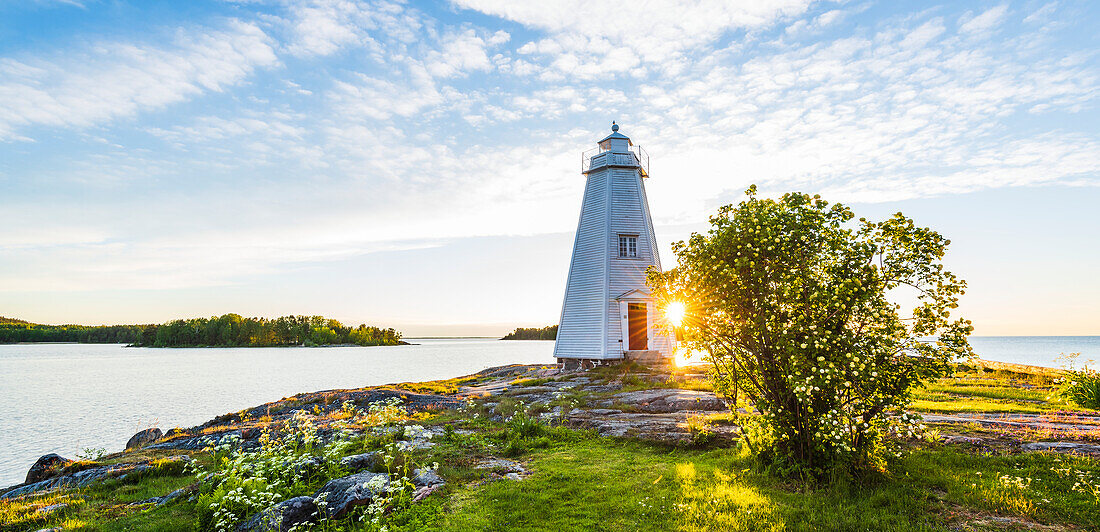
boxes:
[665,300,687,327]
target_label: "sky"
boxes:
[1,0,1097,336]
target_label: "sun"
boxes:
[664,300,686,327]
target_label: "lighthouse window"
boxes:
[618,235,638,258]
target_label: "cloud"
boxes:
[455,0,817,77]
[959,4,1010,35]
[328,64,444,121]
[0,20,277,141]
[425,29,508,78]
[282,0,420,57]
[1,0,1097,297]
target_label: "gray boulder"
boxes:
[412,468,444,488]
[4,455,189,500]
[26,453,73,483]
[474,458,525,474]
[339,452,380,473]
[132,481,198,507]
[603,389,727,413]
[36,503,68,515]
[126,428,163,450]
[1021,441,1100,453]
[312,471,389,519]
[236,496,317,532]
[292,455,326,481]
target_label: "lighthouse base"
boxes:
[623,350,672,368]
[556,358,616,371]
[556,351,671,371]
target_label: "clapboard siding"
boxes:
[554,170,608,358]
[554,128,674,361]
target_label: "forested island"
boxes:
[501,325,557,340]
[0,315,402,347]
[0,317,144,344]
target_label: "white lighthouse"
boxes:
[554,123,673,368]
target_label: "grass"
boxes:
[391,376,479,395]
[0,456,201,532]
[909,367,1094,414]
[427,436,1100,531]
[7,411,1100,531]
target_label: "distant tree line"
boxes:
[0,315,403,347]
[501,325,558,340]
[0,317,144,344]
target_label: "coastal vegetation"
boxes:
[0,315,402,347]
[141,314,402,348]
[3,362,1098,531]
[0,317,144,344]
[501,325,558,340]
[650,187,972,478]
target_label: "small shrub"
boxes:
[507,412,548,439]
[76,447,107,461]
[499,413,550,457]
[687,416,716,447]
[1059,369,1100,409]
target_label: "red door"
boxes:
[628,303,648,350]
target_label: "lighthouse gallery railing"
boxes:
[581,145,650,177]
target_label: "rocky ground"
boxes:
[3,361,1099,531]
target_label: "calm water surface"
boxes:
[2,336,1097,486]
[0,339,553,486]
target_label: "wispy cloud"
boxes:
[0,20,277,141]
[0,0,1097,297]
[281,0,420,57]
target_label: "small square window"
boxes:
[618,235,638,258]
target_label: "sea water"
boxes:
[1,336,1097,486]
[0,339,553,486]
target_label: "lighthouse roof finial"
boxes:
[598,121,631,145]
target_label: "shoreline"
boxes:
[3,359,1098,530]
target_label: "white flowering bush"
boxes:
[196,411,345,531]
[650,187,973,477]
[195,399,428,531]
[1056,360,1100,409]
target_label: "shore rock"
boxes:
[412,483,444,502]
[3,455,190,500]
[600,389,727,413]
[1020,441,1100,454]
[236,496,317,532]
[312,471,390,519]
[134,481,200,507]
[126,428,163,450]
[26,454,73,484]
[35,503,68,515]
[339,452,380,473]
[475,458,526,475]
[412,468,444,488]
[294,455,326,480]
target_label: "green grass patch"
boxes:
[8,421,1099,531]
[428,437,1099,531]
[511,377,554,387]
[911,371,1093,414]
[0,460,199,532]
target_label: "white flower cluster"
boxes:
[403,424,433,441]
[1055,461,1100,501]
[363,397,408,426]
[998,474,1032,490]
